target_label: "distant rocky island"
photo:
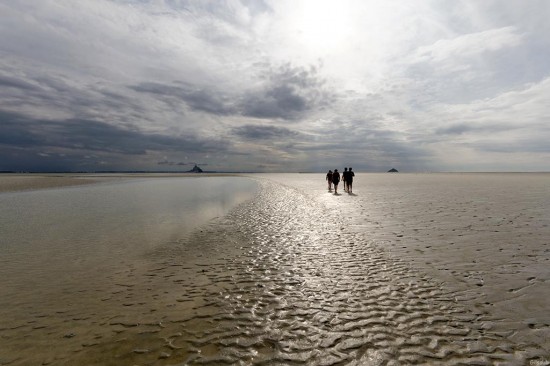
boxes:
[388,168,398,173]
[187,164,203,173]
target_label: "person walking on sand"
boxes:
[332,169,341,194]
[347,167,355,193]
[342,167,349,192]
[326,170,333,191]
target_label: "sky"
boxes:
[1,0,549,172]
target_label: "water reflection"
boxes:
[0,176,257,291]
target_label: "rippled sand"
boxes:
[1,173,549,365]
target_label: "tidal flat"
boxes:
[0,173,549,365]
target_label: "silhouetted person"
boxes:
[332,169,340,194]
[343,167,349,192]
[347,167,355,193]
[326,170,333,191]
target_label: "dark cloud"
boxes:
[130,82,236,115]
[158,161,208,166]
[435,123,473,135]
[0,110,229,171]
[0,75,40,91]
[301,133,431,161]
[0,111,228,154]
[0,112,42,147]
[131,63,333,121]
[240,86,307,119]
[0,72,151,127]
[0,145,91,172]
[232,124,300,140]
[240,64,333,120]
[0,72,84,105]
[287,119,434,172]
[435,122,522,136]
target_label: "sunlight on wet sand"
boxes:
[259,173,550,355]
[0,173,549,365]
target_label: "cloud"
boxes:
[232,124,300,140]
[413,26,523,64]
[131,82,236,116]
[400,26,531,103]
[131,63,333,121]
[0,111,229,154]
[157,160,208,166]
[0,75,40,91]
[469,136,550,154]
[0,110,230,171]
[0,1,549,172]
[434,122,521,136]
[240,63,334,120]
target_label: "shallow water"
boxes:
[1,176,256,268]
[0,176,257,365]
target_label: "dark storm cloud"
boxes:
[232,124,300,140]
[240,64,333,120]
[130,82,236,116]
[0,110,229,156]
[0,112,41,146]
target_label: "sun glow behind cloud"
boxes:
[288,0,354,51]
[271,1,410,90]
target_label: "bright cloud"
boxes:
[413,27,523,64]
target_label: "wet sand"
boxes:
[0,174,102,193]
[0,173,549,365]
[260,173,550,360]
[0,173,238,193]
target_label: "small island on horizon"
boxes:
[187,164,203,173]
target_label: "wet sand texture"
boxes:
[0,173,237,193]
[0,174,100,193]
[0,174,549,365]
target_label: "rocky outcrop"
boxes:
[188,164,203,173]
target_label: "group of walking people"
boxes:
[326,167,354,194]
